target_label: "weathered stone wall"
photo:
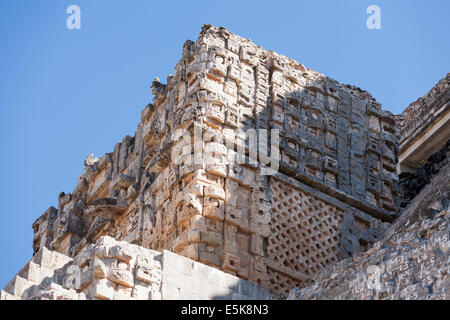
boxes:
[1,236,278,300]
[27,25,398,296]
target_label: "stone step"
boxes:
[1,247,73,300]
[5,275,32,297]
[15,260,41,283]
[23,260,41,283]
[32,247,72,270]
[0,290,19,300]
[20,260,54,286]
[17,261,31,279]
[3,276,16,296]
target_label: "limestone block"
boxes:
[250,221,271,237]
[109,244,134,263]
[250,234,264,256]
[161,284,182,300]
[93,257,107,279]
[253,256,267,273]
[39,287,79,300]
[0,290,19,300]
[251,207,271,225]
[180,244,200,261]
[162,250,194,276]
[116,283,133,296]
[199,251,221,267]
[36,246,72,270]
[200,231,222,246]
[203,197,225,221]
[113,292,136,300]
[224,207,241,227]
[135,267,161,285]
[26,261,41,283]
[79,270,94,289]
[204,184,226,200]
[149,288,162,300]
[111,174,135,191]
[39,265,55,284]
[86,278,115,300]
[222,253,240,273]
[10,276,29,297]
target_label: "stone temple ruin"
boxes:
[1,25,448,300]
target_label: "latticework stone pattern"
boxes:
[268,178,344,276]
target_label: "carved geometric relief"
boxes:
[267,178,345,294]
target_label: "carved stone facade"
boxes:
[25,25,400,296]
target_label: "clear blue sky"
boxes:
[0,0,449,288]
